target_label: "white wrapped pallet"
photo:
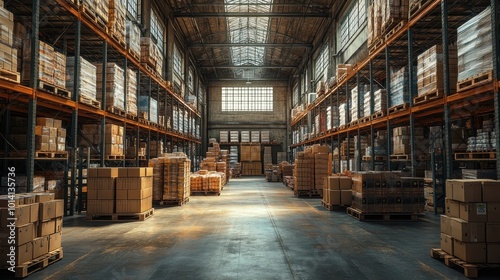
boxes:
[373,89,387,114]
[339,103,348,126]
[95,62,125,110]
[350,85,366,121]
[389,67,410,107]
[126,21,141,59]
[126,68,137,116]
[66,56,97,100]
[138,96,158,123]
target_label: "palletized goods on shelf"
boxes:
[94,62,125,110]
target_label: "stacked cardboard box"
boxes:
[417,45,457,96]
[380,0,408,33]
[277,152,286,164]
[94,63,125,110]
[365,130,387,158]
[240,144,262,175]
[232,162,241,177]
[241,162,262,176]
[293,145,332,194]
[367,2,382,46]
[0,193,63,266]
[108,0,126,46]
[162,154,191,202]
[140,37,163,76]
[149,158,163,201]
[126,69,138,117]
[87,167,153,215]
[339,103,348,126]
[241,131,250,143]
[261,131,270,143]
[351,85,367,121]
[351,172,425,213]
[340,138,354,158]
[230,131,239,143]
[467,120,495,152]
[457,7,492,83]
[23,40,66,90]
[138,96,158,124]
[148,140,163,157]
[326,106,339,130]
[263,146,272,166]
[66,56,97,100]
[80,124,124,156]
[0,6,16,74]
[441,179,500,263]
[314,111,327,136]
[126,21,141,60]
[0,176,44,194]
[265,166,281,182]
[322,176,352,207]
[392,126,427,155]
[251,131,260,143]
[220,131,229,143]
[31,117,66,152]
[190,170,222,193]
[390,67,411,107]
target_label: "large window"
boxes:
[150,10,164,52]
[222,87,273,112]
[173,44,182,77]
[314,45,329,81]
[293,84,299,107]
[126,0,139,20]
[339,0,367,48]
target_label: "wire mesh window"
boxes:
[222,87,273,112]
[314,45,329,81]
[173,44,182,78]
[126,0,139,20]
[293,84,299,107]
[339,0,367,48]
[150,10,164,52]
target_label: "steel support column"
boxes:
[491,0,500,178]
[408,28,417,177]
[346,82,350,171]
[369,60,375,171]
[100,41,107,167]
[385,47,392,170]
[442,0,453,181]
[356,72,361,171]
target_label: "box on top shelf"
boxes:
[23,40,67,90]
[417,45,457,96]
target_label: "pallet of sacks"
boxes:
[0,193,64,278]
[86,167,154,221]
[431,179,500,277]
[322,175,352,210]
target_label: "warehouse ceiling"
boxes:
[169,0,335,81]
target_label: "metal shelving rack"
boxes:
[0,0,203,216]
[290,0,500,214]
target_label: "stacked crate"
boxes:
[126,69,137,117]
[0,6,17,75]
[220,131,229,143]
[326,106,339,130]
[293,145,332,195]
[440,180,500,264]
[140,37,163,76]
[339,103,348,126]
[261,131,270,143]
[380,0,408,33]
[116,168,153,213]
[240,144,261,175]
[66,56,97,101]
[457,7,493,90]
[417,45,457,96]
[80,124,124,157]
[0,193,64,267]
[392,126,427,155]
[23,40,66,91]
[390,67,411,107]
[241,131,250,143]
[350,85,367,121]
[162,154,191,202]
[108,0,126,46]
[33,117,66,153]
[340,138,354,159]
[322,176,352,208]
[94,63,125,111]
[263,146,272,166]
[86,168,118,215]
[126,21,141,60]
[251,131,260,143]
[350,172,425,214]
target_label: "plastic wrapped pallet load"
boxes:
[389,66,411,107]
[94,62,125,110]
[126,21,141,59]
[126,69,138,116]
[67,56,97,100]
[138,96,158,124]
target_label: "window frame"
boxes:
[221,87,273,112]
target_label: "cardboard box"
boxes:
[0,195,23,207]
[54,217,62,233]
[341,190,352,206]
[452,180,482,202]
[440,233,454,255]
[339,177,352,190]
[122,198,151,213]
[312,145,330,154]
[98,168,118,178]
[488,203,500,223]
[440,215,452,235]
[54,199,64,217]
[128,187,152,200]
[127,167,146,178]
[87,189,98,200]
[29,203,39,223]
[32,236,49,259]
[118,168,129,178]
[482,181,500,202]
[87,168,99,178]
[446,199,460,218]
[38,219,56,237]
[451,218,485,242]
[453,240,486,263]
[0,204,30,227]
[49,231,62,252]
[36,117,53,127]
[330,190,341,206]
[486,223,500,242]
[98,190,114,200]
[21,194,36,205]
[326,176,339,190]
[0,223,34,246]
[145,167,153,177]
[460,202,487,222]
[115,199,127,213]
[53,119,62,128]
[39,200,56,220]
[488,243,500,263]
[0,242,32,265]
[446,180,453,199]
[35,193,54,203]
[116,190,128,200]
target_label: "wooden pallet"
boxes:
[336,73,348,83]
[0,68,20,83]
[9,150,68,159]
[409,0,433,19]
[457,70,494,93]
[454,152,496,160]
[388,103,409,114]
[362,155,387,161]
[369,37,384,54]
[138,117,150,125]
[10,248,63,278]
[358,116,371,124]
[128,49,140,62]
[154,197,189,206]
[125,155,146,160]
[105,155,125,160]
[347,207,418,221]
[107,106,126,117]
[191,191,221,196]
[384,20,406,41]
[294,189,322,198]
[371,110,386,121]
[390,154,410,160]
[37,81,71,99]
[110,32,126,48]
[86,208,154,221]
[126,113,138,121]
[414,90,443,105]
[95,15,109,33]
[80,6,108,33]
[79,95,100,108]
[348,120,359,128]
[430,248,500,278]
[321,201,346,211]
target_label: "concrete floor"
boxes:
[7,177,498,279]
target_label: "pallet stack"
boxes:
[190,170,222,194]
[349,171,425,217]
[438,179,500,264]
[339,103,348,126]
[457,7,493,92]
[126,69,138,117]
[367,2,382,47]
[467,120,496,152]
[220,131,229,143]
[365,130,388,160]
[87,167,154,219]
[390,66,411,107]
[34,117,66,153]
[326,105,339,130]
[241,131,250,143]
[293,145,332,197]
[138,96,158,124]
[94,63,125,112]
[126,21,141,60]
[363,88,387,117]
[80,124,124,158]
[230,131,239,143]
[107,0,126,46]
[240,144,262,175]
[263,146,272,166]
[162,154,191,203]
[392,126,428,156]
[416,45,457,98]
[140,37,163,77]
[66,56,98,104]
[350,85,367,122]
[322,175,352,209]
[261,131,270,143]
[0,193,64,276]
[336,64,352,81]
[380,0,408,34]
[265,166,281,182]
[0,4,18,79]
[251,131,260,143]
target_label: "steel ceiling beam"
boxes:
[201,65,297,69]
[188,43,313,48]
[174,12,329,18]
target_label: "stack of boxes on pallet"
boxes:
[162,154,191,203]
[80,124,124,158]
[457,7,492,91]
[467,120,496,152]
[339,103,348,126]
[363,87,387,117]
[251,131,260,143]
[220,131,229,143]
[392,126,428,156]
[240,144,261,175]
[126,21,141,60]
[313,110,327,136]
[350,85,367,122]
[94,63,125,112]
[0,193,63,267]
[0,4,17,77]
[263,147,272,166]
[0,176,44,195]
[326,105,339,130]
[390,67,412,107]
[368,0,408,48]
[148,140,163,158]
[293,145,332,196]
[23,40,67,92]
[365,130,387,161]
[441,180,500,263]
[417,45,457,98]
[241,131,250,143]
[87,167,154,216]
[350,172,425,214]
[107,0,126,46]
[140,37,163,76]
[126,69,138,117]
[138,96,158,124]
[230,131,239,143]
[34,118,66,153]
[265,166,281,182]
[261,131,270,143]
[190,171,222,194]
[66,56,97,104]
[322,176,352,208]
